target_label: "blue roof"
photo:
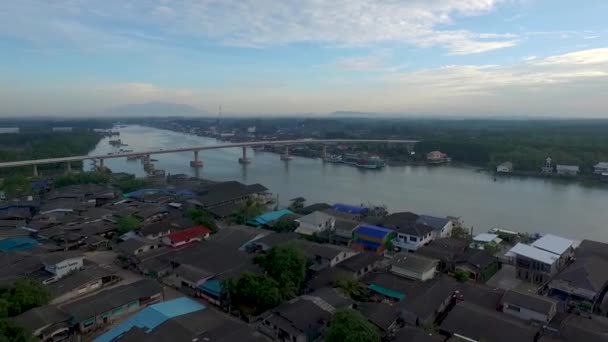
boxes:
[198,279,222,296]
[0,237,38,252]
[93,297,205,342]
[416,215,449,231]
[354,225,393,239]
[353,239,382,250]
[368,284,406,300]
[248,209,294,226]
[332,203,368,215]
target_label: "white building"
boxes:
[470,233,502,250]
[390,253,438,281]
[594,162,608,175]
[556,164,580,176]
[496,162,514,173]
[295,211,335,236]
[42,254,84,282]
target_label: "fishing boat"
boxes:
[356,155,386,169]
[323,154,342,163]
[342,153,359,165]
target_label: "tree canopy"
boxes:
[0,175,30,198]
[115,177,150,193]
[187,209,218,233]
[227,274,281,314]
[326,309,380,342]
[0,278,50,318]
[0,320,32,342]
[257,245,307,297]
[270,216,298,232]
[54,172,110,187]
[232,199,264,224]
[117,215,141,234]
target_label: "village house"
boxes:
[426,150,449,164]
[500,290,558,324]
[350,224,394,253]
[470,233,502,250]
[417,238,469,272]
[509,243,560,285]
[497,161,514,173]
[454,248,500,282]
[294,211,335,236]
[13,305,71,342]
[593,162,608,175]
[161,225,210,248]
[416,214,453,239]
[390,253,438,281]
[556,164,580,176]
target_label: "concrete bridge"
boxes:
[0,139,419,176]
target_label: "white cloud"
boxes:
[535,48,608,65]
[523,55,537,61]
[0,0,516,54]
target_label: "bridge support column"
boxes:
[238,146,251,164]
[33,164,38,177]
[99,158,104,170]
[190,150,203,168]
[65,162,72,174]
[280,145,291,161]
[322,145,327,160]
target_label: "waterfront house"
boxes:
[509,243,560,285]
[470,233,502,250]
[161,225,210,248]
[294,211,335,236]
[290,239,358,271]
[390,253,438,281]
[417,238,469,272]
[497,161,514,173]
[531,234,575,269]
[454,248,500,282]
[556,164,580,176]
[191,181,270,209]
[350,224,394,253]
[594,162,608,175]
[426,150,449,164]
[392,222,434,251]
[500,290,558,324]
[246,208,294,227]
[416,214,453,238]
[330,203,369,220]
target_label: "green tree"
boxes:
[0,175,30,198]
[116,177,149,193]
[0,278,50,318]
[54,172,110,187]
[326,309,380,342]
[454,270,470,283]
[117,215,141,234]
[187,209,218,233]
[271,216,298,232]
[334,278,369,302]
[229,273,281,314]
[233,199,264,224]
[0,319,33,342]
[258,245,306,298]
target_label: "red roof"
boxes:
[166,226,210,244]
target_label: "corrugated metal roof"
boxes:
[509,243,559,265]
[93,297,205,342]
[332,203,368,215]
[368,284,406,300]
[0,237,38,252]
[473,233,500,243]
[531,234,574,255]
[355,225,393,239]
[248,209,293,226]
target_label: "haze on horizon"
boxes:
[1,1,608,118]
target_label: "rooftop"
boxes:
[501,290,557,314]
[165,225,210,244]
[391,253,438,273]
[337,252,383,273]
[509,243,559,265]
[295,211,334,226]
[531,234,574,255]
[415,215,449,232]
[551,256,608,295]
[13,305,70,333]
[474,233,500,243]
[358,302,400,332]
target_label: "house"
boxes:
[509,243,560,285]
[246,209,294,227]
[470,233,502,250]
[392,223,434,251]
[454,248,500,282]
[332,203,369,216]
[294,211,335,236]
[290,239,358,271]
[193,181,270,209]
[441,302,540,342]
[358,302,400,337]
[548,256,608,312]
[556,164,580,176]
[390,253,438,281]
[500,290,558,323]
[298,202,331,215]
[162,225,210,248]
[417,238,468,272]
[139,221,173,240]
[60,279,162,333]
[540,313,608,342]
[394,327,445,342]
[248,232,299,252]
[116,237,162,257]
[399,276,460,326]
[416,214,453,239]
[45,262,122,304]
[323,218,359,245]
[594,162,608,175]
[306,252,383,290]
[497,162,514,173]
[13,305,71,341]
[426,151,449,164]
[350,224,394,253]
[531,234,575,268]
[41,252,85,282]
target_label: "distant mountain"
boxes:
[104,102,207,117]
[330,111,377,117]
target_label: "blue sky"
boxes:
[1,0,608,117]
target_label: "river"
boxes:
[87,125,608,241]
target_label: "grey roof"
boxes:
[307,287,353,309]
[380,212,420,226]
[454,282,505,310]
[551,256,608,295]
[290,239,353,261]
[394,326,445,342]
[139,221,173,236]
[40,251,84,265]
[264,297,331,336]
[60,279,161,322]
[207,225,270,250]
[116,237,154,255]
[595,162,608,168]
[13,305,70,332]
[399,276,459,323]
[205,202,241,218]
[555,314,608,342]
[295,211,334,226]
[556,164,580,172]
[441,302,539,342]
[577,240,608,260]
[298,203,331,215]
[501,290,557,314]
[416,215,449,232]
[333,218,360,236]
[252,232,299,249]
[174,264,212,283]
[510,243,559,265]
[417,238,468,262]
[45,262,118,298]
[391,253,438,273]
[196,181,268,207]
[455,248,496,270]
[531,234,574,256]
[337,252,383,273]
[358,302,399,332]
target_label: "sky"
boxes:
[1,0,608,117]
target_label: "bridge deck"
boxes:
[0,139,418,168]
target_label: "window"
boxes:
[507,305,521,312]
[409,236,418,242]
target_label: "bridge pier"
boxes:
[190,150,203,168]
[33,164,38,177]
[238,146,251,164]
[321,145,327,160]
[99,158,105,170]
[65,162,72,174]
[280,145,292,161]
